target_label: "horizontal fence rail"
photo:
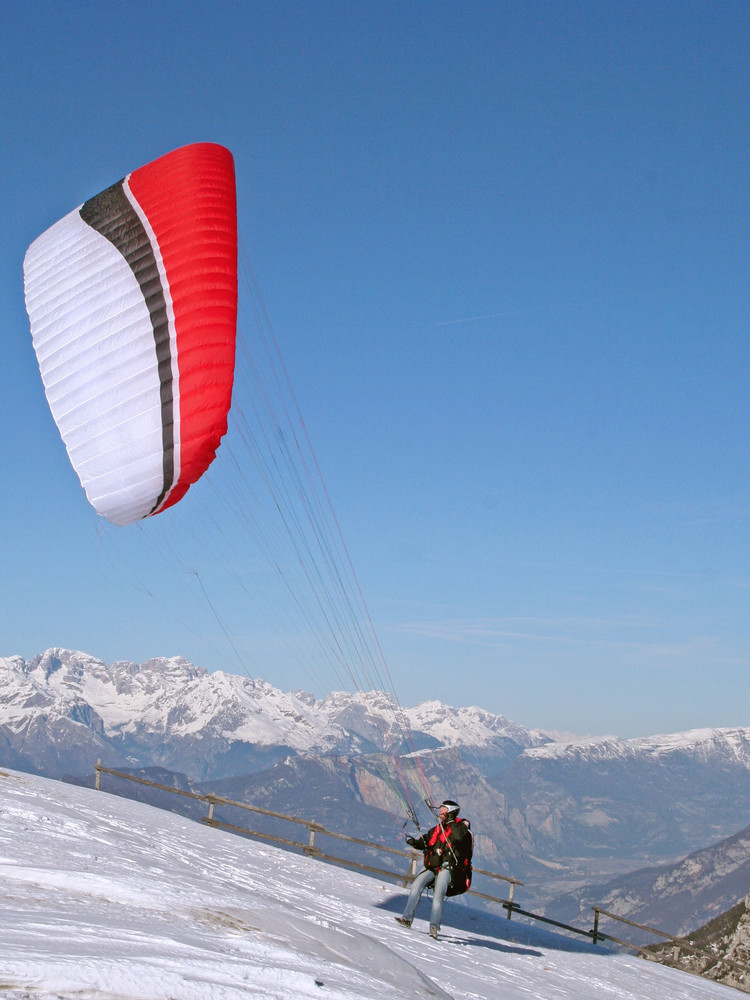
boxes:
[91,756,749,986]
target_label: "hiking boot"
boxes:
[429,925,438,939]
[395,917,412,928]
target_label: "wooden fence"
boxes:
[91,757,750,983]
[93,759,522,911]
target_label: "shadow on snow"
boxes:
[378,891,618,958]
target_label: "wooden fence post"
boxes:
[402,853,418,886]
[592,908,600,945]
[95,759,102,791]
[507,880,515,918]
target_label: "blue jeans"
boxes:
[401,867,452,930]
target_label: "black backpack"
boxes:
[446,817,473,897]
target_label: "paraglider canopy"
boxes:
[23,142,238,526]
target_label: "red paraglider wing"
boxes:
[23,142,237,525]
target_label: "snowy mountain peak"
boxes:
[405,699,550,750]
[0,650,352,779]
[522,727,750,768]
[0,649,554,781]
[314,690,548,752]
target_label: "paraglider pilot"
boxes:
[396,799,473,940]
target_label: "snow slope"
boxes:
[0,767,730,999]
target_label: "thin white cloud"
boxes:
[391,616,738,665]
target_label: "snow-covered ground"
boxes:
[0,767,730,999]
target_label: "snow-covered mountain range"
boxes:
[0,648,549,780]
[0,648,346,778]
[524,728,750,767]
[5,647,750,921]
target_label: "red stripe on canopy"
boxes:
[128,142,238,514]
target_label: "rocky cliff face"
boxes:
[645,892,750,992]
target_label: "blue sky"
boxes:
[3,1,750,737]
